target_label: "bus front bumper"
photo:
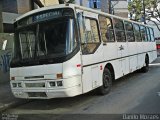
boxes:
[11,85,82,99]
[10,76,82,99]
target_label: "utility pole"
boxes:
[142,0,146,24]
[0,0,3,33]
[109,0,112,14]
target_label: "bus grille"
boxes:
[25,83,45,88]
[28,92,47,97]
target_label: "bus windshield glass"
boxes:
[12,9,77,66]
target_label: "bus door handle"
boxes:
[119,45,124,50]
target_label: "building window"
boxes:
[89,0,101,9]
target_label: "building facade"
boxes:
[75,0,129,17]
[1,0,32,33]
[0,0,129,33]
[0,0,59,33]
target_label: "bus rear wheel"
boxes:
[141,56,149,73]
[97,68,112,95]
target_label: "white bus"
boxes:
[10,4,157,99]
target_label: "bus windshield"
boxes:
[12,17,77,66]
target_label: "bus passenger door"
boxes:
[77,11,103,93]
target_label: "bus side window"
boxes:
[133,24,142,42]
[140,26,148,42]
[149,28,155,42]
[124,21,135,42]
[81,18,100,54]
[113,18,126,42]
[99,15,114,42]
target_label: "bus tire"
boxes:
[97,68,112,95]
[141,56,149,73]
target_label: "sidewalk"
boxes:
[0,82,31,112]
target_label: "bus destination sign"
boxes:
[33,10,62,22]
[16,8,74,28]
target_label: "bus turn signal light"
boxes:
[57,73,63,79]
[77,64,81,67]
[11,77,15,80]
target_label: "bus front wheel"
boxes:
[97,68,112,95]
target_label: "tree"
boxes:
[128,0,160,31]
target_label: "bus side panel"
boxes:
[103,43,118,61]
[150,42,157,63]
[137,54,145,69]
[148,50,157,64]
[136,41,145,69]
[82,45,104,93]
[63,51,83,95]
[82,64,103,93]
[103,43,124,79]
[127,42,138,72]
[108,60,124,80]
[63,52,82,78]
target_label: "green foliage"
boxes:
[128,0,158,21]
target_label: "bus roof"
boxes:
[15,4,152,28]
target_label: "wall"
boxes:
[2,0,18,13]
[40,0,59,6]
[75,0,128,17]
[112,0,128,18]
[17,0,32,14]
[0,33,13,84]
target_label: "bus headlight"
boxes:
[56,73,63,79]
[57,81,63,87]
[12,83,17,88]
[18,83,22,87]
[12,83,22,88]
[50,82,56,87]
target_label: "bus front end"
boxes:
[10,7,82,99]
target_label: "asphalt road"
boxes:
[1,58,160,120]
